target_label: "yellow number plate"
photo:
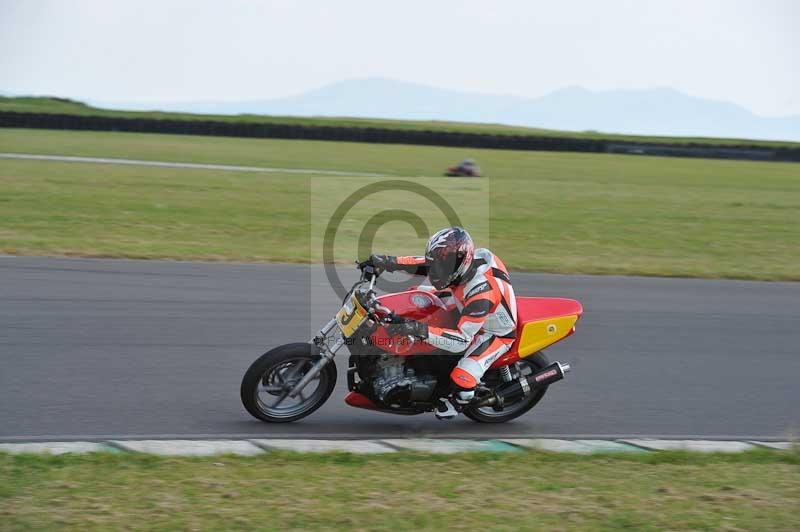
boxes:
[335,293,368,338]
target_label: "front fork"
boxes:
[287,319,343,398]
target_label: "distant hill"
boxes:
[97,78,800,142]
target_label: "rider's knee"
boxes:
[450,358,483,389]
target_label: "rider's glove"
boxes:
[386,319,428,339]
[358,254,391,274]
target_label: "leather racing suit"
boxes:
[380,248,518,391]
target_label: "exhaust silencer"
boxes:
[484,361,571,408]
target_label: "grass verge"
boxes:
[1,449,799,530]
[1,129,799,280]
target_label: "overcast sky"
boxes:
[1,0,797,116]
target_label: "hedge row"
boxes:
[2,111,798,162]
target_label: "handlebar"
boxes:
[349,262,403,325]
[356,260,381,281]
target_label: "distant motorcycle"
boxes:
[444,158,482,177]
[241,265,581,423]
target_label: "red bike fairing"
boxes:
[369,290,456,356]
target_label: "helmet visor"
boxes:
[426,252,459,290]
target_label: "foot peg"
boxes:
[435,399,458,420]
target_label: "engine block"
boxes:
[371,356,437,407]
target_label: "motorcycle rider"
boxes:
[360,227,517,419]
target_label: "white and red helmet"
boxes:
[424,227,474,290]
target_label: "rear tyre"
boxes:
[463,351,550,424]
[240,343,337,423]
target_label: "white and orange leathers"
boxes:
[391,248,517,390]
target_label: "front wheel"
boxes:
[463,352,550,423]
[240,343,337,423]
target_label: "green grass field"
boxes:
[3,96,799,148]
[1,128,799,280]
[2,449,798,530]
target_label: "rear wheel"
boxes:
[240,343,337,423]
[463,352,550,423]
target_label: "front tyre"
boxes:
[463,352,550,424]
[240,343,337,423]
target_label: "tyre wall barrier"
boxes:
[2,111,798,162]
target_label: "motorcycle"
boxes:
[444,159,482,177]
[240,264,582,423]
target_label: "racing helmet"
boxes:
[424,227,474,290]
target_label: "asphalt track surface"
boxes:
[1,256,798,441]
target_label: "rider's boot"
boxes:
[455,389,475,403]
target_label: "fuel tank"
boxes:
[370,290,456,355]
